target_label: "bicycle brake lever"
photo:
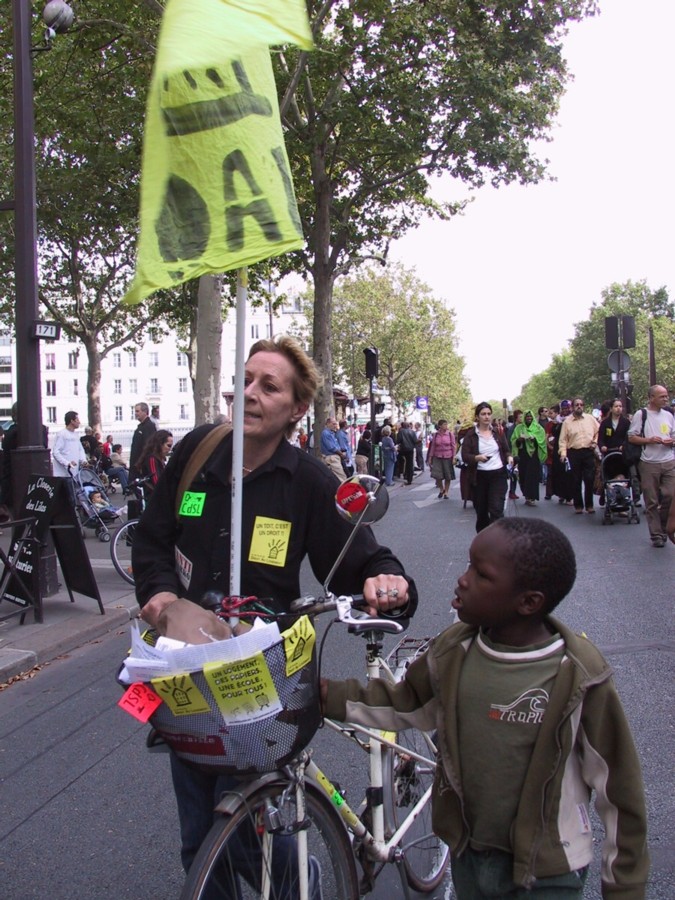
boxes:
[335,597,404,635]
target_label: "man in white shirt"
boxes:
[628,385,675,548]
[52,411,87,477]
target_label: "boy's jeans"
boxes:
[451,846,588,899]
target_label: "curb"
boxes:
[0,596,138,683]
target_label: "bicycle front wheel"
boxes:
[111,519,137,585]
[385,730,450,892]
[181,779,359,900]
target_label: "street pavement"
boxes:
[0,469,672,899]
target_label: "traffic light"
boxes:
[605,317,619,349]
[622,315,636,349]
[364,347,379,379]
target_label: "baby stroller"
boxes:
[600,451,640,525]
[70,465,122,542]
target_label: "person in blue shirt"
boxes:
[336,420,354,476]
[320,417,347,482]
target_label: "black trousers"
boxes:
[568,447,596,510]
[399,449,415,484]
[473,467,507,532]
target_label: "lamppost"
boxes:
[7,1,74,593]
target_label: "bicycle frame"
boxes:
[209,629,440,899]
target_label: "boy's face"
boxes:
[453,526,524,632]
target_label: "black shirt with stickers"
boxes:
[132,426,418,620]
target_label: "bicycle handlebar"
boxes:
[290,593,404,635]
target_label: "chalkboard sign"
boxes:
[0,475,102,618]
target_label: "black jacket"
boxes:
[129,417,157,479]
[132,427,418,619]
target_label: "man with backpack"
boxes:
[627,385,675,548]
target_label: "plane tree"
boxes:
[275,0,599,434]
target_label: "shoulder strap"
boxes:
[640,408,647,436]
[175,424,232,519]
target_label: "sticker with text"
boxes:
[282,615,315,677]
[118,683,163,723]
[203,653,282,724]
[151,673,212,717]
[248,516,291,567]
[179,491,206,517]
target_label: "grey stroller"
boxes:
[600,451,640,525]
[70,465,122,542]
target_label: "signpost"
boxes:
[0,475,103,623]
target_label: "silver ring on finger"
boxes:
[387,589,399,598]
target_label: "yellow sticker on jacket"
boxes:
[282,615,315,676]
[248,516,291,567]
[151,673,211,716]
[203,653,282,724]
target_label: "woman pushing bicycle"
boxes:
[131,335,418,879]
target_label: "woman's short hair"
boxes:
[248,335,322,408]
[381,425,392,436]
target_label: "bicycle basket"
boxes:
[138,616,320,775]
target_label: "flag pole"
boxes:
[229,266,247,620]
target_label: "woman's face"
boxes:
[438,421,448,432]
[477,407,492,426]
[243,351,307,443]
[524,413,533,426]
[612,400,623,416]
[161,436,174,458]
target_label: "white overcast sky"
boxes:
[390,0,675,403]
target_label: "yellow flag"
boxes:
[124,0,312,305]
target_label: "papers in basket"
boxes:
[119,617,281,685]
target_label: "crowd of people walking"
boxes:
[308,385,674,548]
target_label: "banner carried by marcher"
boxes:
[124,0,313,305]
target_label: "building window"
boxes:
[68,351,78,369]
[178,377,188,393]
[114,406,123,422]
[129,378,137,394]
[129,405,136,420]
[150,378,159,393]
[46,379,56,396]
[45,352,56,370]
[114,379,122,394]
[73,378,78,396]
[0,355,11,373]
[113,352,122,368]
[251,324,259,339]
[179,404,189,420]
[149,351,159,367]
[177,352,188,367]
[128,350,137,367]
[0,383,11,397]
[47,406,57,424]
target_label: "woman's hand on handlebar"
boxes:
[362,575,409,618]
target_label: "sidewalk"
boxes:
[0,567,139,683]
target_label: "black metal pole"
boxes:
[12,0,58,595]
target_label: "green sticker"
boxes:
[179,491,206,517]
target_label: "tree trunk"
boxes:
[310,154,335,454]
[193,274,223,425]
[84,337,102,433]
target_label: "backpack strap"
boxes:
[639,408,647,436]
[174,424,232,519]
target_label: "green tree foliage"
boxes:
[513,280,674,410]
[276,0,598,428]
[303,262,471,420]
[0,2,175,429]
